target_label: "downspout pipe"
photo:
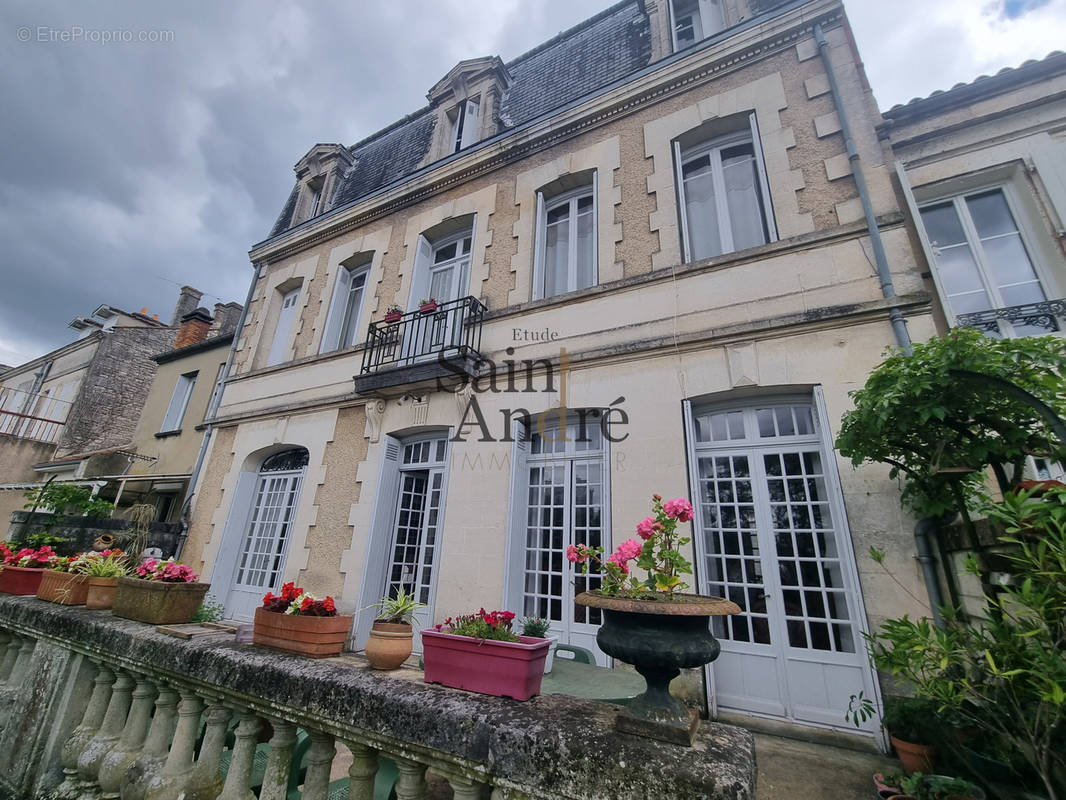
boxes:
[913,517,945,627]
[175,261,263,560]
[813,23,912,354]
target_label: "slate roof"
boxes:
[268,0,650,239]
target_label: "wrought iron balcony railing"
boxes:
[360,297,485,375]
[955,299,1066,336]
[0,386,71,444]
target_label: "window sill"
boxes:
[154,429,182,439]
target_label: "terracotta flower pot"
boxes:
[36,570,89,605]
[419,301,438,314]
[252,607,352,658]
[384,311,403,324]
[86,577,120,610]
[420,630,549,701]
[365,621,414,670]
[111,577,211,625]
[891,734,938,774]
[0,566,46,595]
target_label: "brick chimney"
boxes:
[211,302,244,336]
[175,308,213,349]
[171,286,203,326]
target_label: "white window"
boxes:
[320,258,370,353]
[670,0,724,51]
[452,97,480,153]
[160,372,197,433]
[266,287,301,367]
[676,117,775,263]
[919,188,1059,336]
[535,181,597,299]
[414,229,472,307]
[308,186,322,218]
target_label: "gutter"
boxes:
[176,262,262,560]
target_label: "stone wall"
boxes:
[6,511,182,558]
[0,435,56,484]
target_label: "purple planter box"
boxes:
[421,630,550,701]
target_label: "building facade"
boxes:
[182,0,942,741]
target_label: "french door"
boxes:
[685,397,879,734]
[518,420,610,664]
[404,230,472,362]
[224,448,308,621]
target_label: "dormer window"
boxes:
[308,185,322,218]
[452,97,481,153]
[304,175,325,222]
[670,0,724,50]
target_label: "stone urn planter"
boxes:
[575,591,740,746]
[365,621,414,670]
[86,577,119,610]
[420,630,550,700]
[252,607,352,658]
[0,566,46,595]
[111,577,211,625]
[37,570,89,605]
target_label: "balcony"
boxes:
[0,595,755,799]
[955,299,1066,337]
[354,297,486,396]
[0,386,70,444]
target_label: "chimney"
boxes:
[171,286,203,326]
[211,302,244,336]
[175,308,213,349]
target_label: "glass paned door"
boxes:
[521,421,607,662]
[689,401,875,731]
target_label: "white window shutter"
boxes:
[411,236,434,310]
[460,99,480,150]
[532,191,547,300]
[674,139,693,263]
[1032,141,1066,236]
[748,111,778,242]
[320,266,353,354]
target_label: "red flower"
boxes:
[263,591,276,604]
[300,596,314,612]
[281,581,299,601]
[322,596,336,613]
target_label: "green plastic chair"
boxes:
[554,643,596,664]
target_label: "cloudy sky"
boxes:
[1,0,1063,367]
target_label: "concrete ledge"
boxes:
[0,596,756,800]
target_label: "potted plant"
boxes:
[0,544,58,595]
[572,493,740,745]
[418,297,437,314]
[78,551,131,610]
[384,304,403,324]
[421,608,550,700]
[879,772,986,800]
[519,616,559,674]
[253,581,352,658]
[111,558,210,625]
[365,587,425,670]
[36,553,92,605]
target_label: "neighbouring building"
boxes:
[181,0,949,743]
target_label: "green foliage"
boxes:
[376,587,426,625]
[894,773,981,800]
[192,596,226,623]
[866,486,1066,799]
[75,553,129,578]
[449,611,519,642]
[24,484,115,519]
[519,616,551,638]
[881,696,945,745]
[26,531,69,548]
[836,328,1066,516]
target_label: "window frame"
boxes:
[266,286,302,367]
[674,113,776,264]
[160,371,198,433]
[320,257,371,354]
[452,97,481,153]
[532,176,599,301]
[669,0,725,52]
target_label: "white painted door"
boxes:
[519,420,610,664]
[223,449,308,621]
[267,287,301,366]
[686,398,879,734]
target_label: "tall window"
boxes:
[919,188,1054,336]
[670,0,724,51]
[160,372,197,433]
[424,229,472,304]
[536,181,597,299]
[676,119,774,262]
[452,98,480,153]
[266,287,301,367]
[321,258,370,353]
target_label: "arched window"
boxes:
[260,448,309,472]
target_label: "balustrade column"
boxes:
[54,663,114,800]
[8,637,35,688]
[258,720,297,800]
[143,689,204,800]
[76,668,134,800]
[0,632,13,683]
[120,685,179,800]
[448,775,489,800]
[393,757,429,800]
[185,702,231,800]
[301,730,336,800]
[344,742,379,800]
[216,708,262,800]
[97,675,157,799]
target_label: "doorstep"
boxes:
[718,710,884,754]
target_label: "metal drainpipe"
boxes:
[813,23,911,354]
[912,517,945,627]
[175,261,263,560]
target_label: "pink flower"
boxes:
[616,538,643,561]
[606,551,631,574]
[636,517,662,540]
[663,498,694,523]
[566,544,587,564]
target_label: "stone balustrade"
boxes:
[0,595,755,800]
